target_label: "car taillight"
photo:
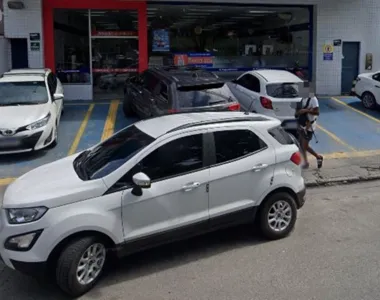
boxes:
[290,151,302,165]
[260,97,273,109]
[168,109,177,113]
[228,103,240,111]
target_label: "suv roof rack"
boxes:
[167,115,269,133]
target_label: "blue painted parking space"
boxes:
[1,96,380,183]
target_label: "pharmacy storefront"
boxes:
[4,0,380,99]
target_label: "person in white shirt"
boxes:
[295,92,323,169]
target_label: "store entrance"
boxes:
[91,10,138,101]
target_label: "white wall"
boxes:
[4,0,380,96]
[3,0,43,68]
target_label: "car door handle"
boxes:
[182,182,201,191]
[252,164,268,172]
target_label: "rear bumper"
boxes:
[296,186,306,209]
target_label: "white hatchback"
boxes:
[0,112,306,297]
[353,71,380,109]
[228,69,303,131]
[0,68,64,154]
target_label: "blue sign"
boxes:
[323,53,333,61]
[152,29,170,52]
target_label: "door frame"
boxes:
[42,0,148,74]
[10,38,29,69]
[341,41,360,94]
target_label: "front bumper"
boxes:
[0,122,55,154]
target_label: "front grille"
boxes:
[0,131,43,151]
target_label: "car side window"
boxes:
[213,130,267,164]
[47,73,56,98]
[117,134,204,188]
[155,82,170,109]
[143,72,159,93]
[372,73,380,82]
[236,74,260,93]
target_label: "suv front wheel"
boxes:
[55,236,108,297]
[258,192,297,240]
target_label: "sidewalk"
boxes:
[303,153,380,187]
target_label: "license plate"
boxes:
[0,139,20,148]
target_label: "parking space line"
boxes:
[316,124,357,151]
[101,100,120,141]
[67,104,95,156]
[65,102,110,106]
[0,177,16,186]
[331,97,380,123]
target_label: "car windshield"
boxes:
[266,83,299,98]
[73,125,155,180]
[177,84,233,108]
[0,81,49,105]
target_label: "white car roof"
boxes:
[249,69,303,83]
[135,112,279,138]
[4,68,51,75]
[0,75,45,82]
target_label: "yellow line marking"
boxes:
[316,124,357,152]
[0,178,16,186]
[65,102,112,106]
[331,97,380,124]
[101,100,119,141]
[67,104,95,156]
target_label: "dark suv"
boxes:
[122,66,240,119]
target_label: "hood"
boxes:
[0,103,50,128]
[3,154,109,209]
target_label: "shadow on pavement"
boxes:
[0,224,269,300]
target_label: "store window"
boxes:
[147,5,311,80]
[91,10,138,100]
[54,9,91,84]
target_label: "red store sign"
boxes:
[91,30,138,37]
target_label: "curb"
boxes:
[305,174,380,188]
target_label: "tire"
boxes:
[258,192,297,240]
[55,236,108,297]
[123,92,134,117]
[361,92,377,109]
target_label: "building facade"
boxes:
[3,0,379,100]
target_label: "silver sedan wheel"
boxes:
[362,93,375,108]
[267,200,292,232]
[76,243,106,286]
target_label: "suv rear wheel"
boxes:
[55,236,108,297]
[258,192,297,240]
[361,92,377,109]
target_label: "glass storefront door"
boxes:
[90,10,138,100]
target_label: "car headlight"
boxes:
[6,207,48,224]
[26,113,51,130]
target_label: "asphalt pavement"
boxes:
[1,181,380,300]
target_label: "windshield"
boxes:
[177,84,233,108]
[266,83,299,98]
[74,125,155,180]
[0,81,49,105]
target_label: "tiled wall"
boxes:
[3,0,379,95]
[3,0,43,68]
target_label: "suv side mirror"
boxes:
[53,93,64,101]
[131,172,151,196]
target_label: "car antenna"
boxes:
[244,100,255,115]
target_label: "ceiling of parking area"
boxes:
[146,5,308,30]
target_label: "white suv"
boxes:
[0,112,306,297]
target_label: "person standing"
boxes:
[295,92,323,169]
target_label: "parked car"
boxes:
[227,69,303,133]
[122,66,240,119]
[0,68,64,154]
[353,71,380,109]
[0,111,305,297]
